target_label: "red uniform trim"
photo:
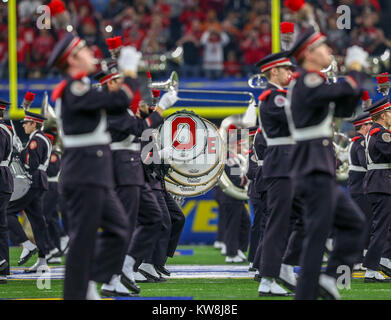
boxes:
[295,33,326,60]
[260,58,291,73]
[369,128,381,136]
[51,80,68,101]
[292,72,301,80]
[351,136,361,142]
[258,89,272,101]
[369,102,391,116]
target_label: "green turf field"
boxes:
[1,245,390,300]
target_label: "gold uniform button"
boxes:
[97,150,103,157]
[130,157,134,161]
[322,139,329,147]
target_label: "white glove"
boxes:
[13,136,23,153]
[242,99,257,127]
[345,45,369,69]
[118,46,142,73]
[158,90,178,110]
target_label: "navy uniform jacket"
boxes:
[259,83,293,178]
[46,151,61,180]
[287,69,364,177]
[0,121,14,193]
[21,130,51,191]
[253,129,267,194]
[108,102,164,187]
[52,73,137,188]
[348,133,367,195]
[364,123,391,195]
[219,151,248,204]
[247,146,258,199]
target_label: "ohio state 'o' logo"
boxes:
[171,116,196,150]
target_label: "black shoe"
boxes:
[364,276,391,283]
[101,288,139,298]
[276,277,296,293]
[379,264,391,278]
[155,265,170,277]
[254,273,262,282]
[249,267,257,272]
[120,273,140,294]
[0,276,7,284]
[18,248,38,266]
[0,260,8,272]
[258,291,293,297]
[138,268,162,282]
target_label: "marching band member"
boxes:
[0,98,13,284]
[249,127,268,281]
[347,111,373,270]
[7,110,52,273]
[93,57,178,293]
[48,32,135,300]
[213,185,227,254]
[42,128,63,264]
[286,27,367,299]
[221,129,251,263]
[246,127,266,271]
[362,97,391,282]
[255,51,304,296]
[140,114,186,281]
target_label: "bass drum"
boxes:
[167,119,225,186]
[159,110,208,163]
[9,156,32,202]
[165,174,221,198]
[159,111,226,197]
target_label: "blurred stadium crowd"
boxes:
[0,0,391,80]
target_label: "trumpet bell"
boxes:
[149,71,179,92]
[248,74,268,89]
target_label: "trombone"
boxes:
[150,71,255,105]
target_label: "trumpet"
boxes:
[150,71,255,105]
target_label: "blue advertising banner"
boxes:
[178,190,252,245]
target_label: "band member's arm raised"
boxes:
[66,80,132,113]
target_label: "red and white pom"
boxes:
[377,73,390,84]
[106,36,123,59]
[280,22,295,50]
[48,0,66,17]
[22,92,35,110]
[152,89,160,98]
[361,90,372,109]
[284,0,306,12]
[281,22,294,34]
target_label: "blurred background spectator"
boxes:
[0,0,389,79]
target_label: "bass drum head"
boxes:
[9,159,32,202]
[169,118,224,178]
[165,175,220,198]
[159,111,208,163]
[167,127,226,186]
[10,177,31,202]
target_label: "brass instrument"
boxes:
[149,71,254,200]
[150,71,255,105]
[248,73,268,89]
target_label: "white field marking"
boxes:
[7,265,374,280]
